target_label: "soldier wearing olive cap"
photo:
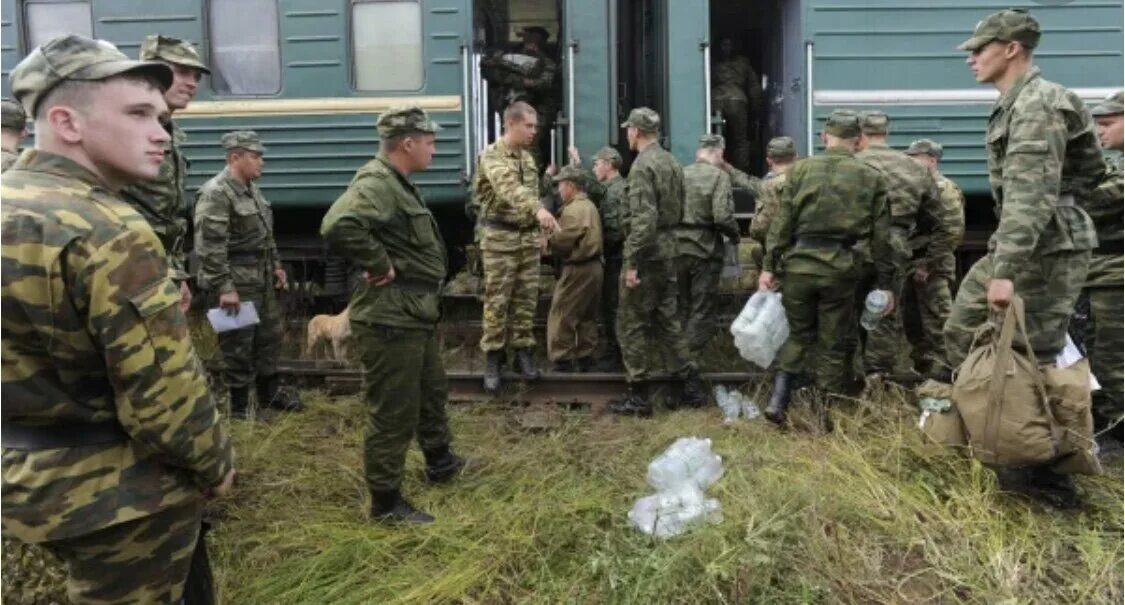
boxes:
[0,98,27,172]
[195,130,305,418]
[545,165,604,371]
[1081,90,1124,440]
[759,109,895,427]
[676,133,740,360]
[120,35,210,314]
[2,34,234,604]
[591,145,627,369]
[322,107,465,525]
[946,9,1103,507]
[747,136,801,277]
[901,139,965,375]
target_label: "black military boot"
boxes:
[516,348,541,380]
[764,371,794,425]
[552,359,576,373]
[423,445,467,484]
[256,374,305,412]
[483,350,503,393]
[608,382,653,417]
[229,386,251,420]
[575,356,594,372]
[369,489,434,525]
[681,372,708,409]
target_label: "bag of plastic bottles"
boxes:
[730,291,789,368]
[714,385,761,425]
[630,437,725,538]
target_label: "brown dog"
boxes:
[305,307,351,360]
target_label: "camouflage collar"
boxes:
[495,137,525,159]
[13,149,111,190]
[997,66,1042,112]
[825,146,854,157]
[374,152,423,197]
[219,166,252,196]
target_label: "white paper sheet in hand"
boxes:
[1056,334,1101,391]
[206,301,260,334]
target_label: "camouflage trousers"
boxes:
[777,271,859,393]
[599,252,623,359]
[480,247,540,352]
[1085,285,1124,430]
[353,321,452,491]
[217,283,282,388]
[676,254,724,359]
[547,260,602,362]
[617,258,695,383]
[713,98,751,171]
[944,250,1090,368]
[863,268,914,375]
[902,272,955,372]
[41,499,204,605]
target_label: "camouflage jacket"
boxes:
[909,172,965,278]
[622,142,685,267]
[120,120,190,281]
[473,138,542,252]
[483,49,557,110]
[597,174,626,253]
[985,67,1101,281]
[765,146,894,289]
[856,142,950,269]
[677,160,739,259]
[193,167,279,294]
[1083,155,1123,286]
[321,154,448,330]
[711,55,763,113]
[749,171,787,245]
[1,151,232,543]
[1,148,19,173]
[727,165,764,198]
[550,193,603,263]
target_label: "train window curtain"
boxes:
[24,0,93,49]
[208,0,282,95]
[351,0,424,91]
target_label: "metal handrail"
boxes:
[460,43,472,174]
[702,39,712,133]
[567,39,577,150]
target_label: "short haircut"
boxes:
[504,101,537,125]
[36,71,166,119]
[380,132,430,153]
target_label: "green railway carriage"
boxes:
[2,0,1121,289]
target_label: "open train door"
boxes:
[663,0,711,163]
[560,0,613,161]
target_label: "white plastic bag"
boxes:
[630,437,725,538]
[646,437,724,491]
[730,291,789,368]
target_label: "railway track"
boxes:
[277,359,766,404]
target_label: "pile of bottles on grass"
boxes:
[629,437,725,538]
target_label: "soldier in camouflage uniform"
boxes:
[546,165,604,371]
[1,34,234,604]
[677,134,740,359]
[856,111,951,377]
[194,130,305,417]
[759,110,895,425]
[120,35,209,314]
[901,139,965,375]
[711,38,764,171]
[0,97,27,172]
[609,108,706,417]
[321,107,465,525]
[947,10,1103,506]
[473,101,560,392]
[1085,91,1123,438]
[591,146,626,369]
[481,27,558,167]
[747,136,800,275]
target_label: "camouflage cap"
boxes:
[221,130,266,153]
[376,106,441,138]
[1091,91,1124,117]
[957,8,1041,52]
[1,97,27,130]
[10,34,173,117]
[139,34,209,74]
[620,107,661,133]
[592,146,622,166]
[552,164,587,185]
[904,138,944,159]
[860,110,889,135]
[824,109,861,139]
[766,136,797,159]
[698,133,725,149]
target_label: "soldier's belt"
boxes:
[564,256,601,266]
[793,235,856,250]
[482,218,533,232]
[228,251,264,265]
[2,420,128,450]
[1096,239,1124,255]
[391,276,444,294]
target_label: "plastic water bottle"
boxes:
[860,290,890,331]
[714,385,740,425]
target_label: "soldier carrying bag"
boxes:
[951,294,1101,474]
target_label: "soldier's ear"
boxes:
[45,105,84,145]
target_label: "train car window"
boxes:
[24,1,93,50]
[208,0,281,95]
[351,0,423,91]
